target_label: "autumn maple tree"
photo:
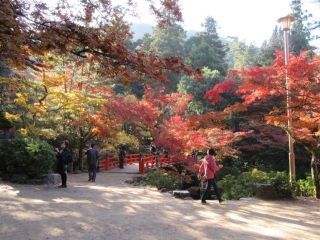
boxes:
[1,0,206,166]
[105,86,243,159]
[0,0,198,82]
[206,51,320,198]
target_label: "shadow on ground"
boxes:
[1,164,319,240]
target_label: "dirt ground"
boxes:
[0,164,319,240]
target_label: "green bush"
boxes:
[216,157,244,179]
[0,137,55,179]
[266,171,292,199]
[218,174,248,200]
[219,169,293,200]
[250,168,269,183]
[146,170,181,190]
[219,169,269,200]
[296,176,316,197]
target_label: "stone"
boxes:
[41,173,61,185]
[132,176,144,183]
[173,190,190,199]
[254,183,277,200]
[188,186,200,199]
[125,179,134,184]
[159,188,169,193]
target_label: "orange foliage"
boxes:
[207,51,320,150]
[1,0,197,82]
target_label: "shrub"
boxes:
[296,176,316,197]
[219,169,269,200]
[218,174,247,200]
[216,157,244,179]
[217,166,241,179]
[266,172,293,199]
[218,169,293,200]
[146,170,181,190]
[0,137,55,179]
[250,168,268,183]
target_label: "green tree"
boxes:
[258,0,314,67]
[142,24,187,92]
[259,26,283,66]
[178,67,223,114]
[185,17,227,75]
[149,24,186,57]
[134,33,153,52]
[226,37,261,69]
[290,0,313,54]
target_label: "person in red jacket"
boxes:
[199,148,223,204]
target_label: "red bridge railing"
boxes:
[99,153,196,174]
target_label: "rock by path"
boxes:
[0,164,320,240]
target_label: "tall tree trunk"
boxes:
[311,152,320,199]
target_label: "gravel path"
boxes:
[1,164,320,240]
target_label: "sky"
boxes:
[126,0,320,47]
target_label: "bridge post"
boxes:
[104,157,110,170]
[139,155,145,174]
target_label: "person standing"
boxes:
[198,148,223,204]
[119,145,126,169]
[55,141,72,188]
[150,143,156,155]
[86,143,99,182]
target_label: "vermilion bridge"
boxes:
[99,154,197,174]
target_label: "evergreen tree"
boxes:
[185,17,228,75]
[226,37,261,69]
[149,24,186,57]
[290,0,313,54]
[178,67,223,114]
[258,26,283,66]
[135,34,153,52]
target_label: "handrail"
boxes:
[99,153,197,174]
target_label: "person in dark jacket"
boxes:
[55,141,72,188]
[86,143,99,182]
[119,145,126,169]
[150,143,156,155]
